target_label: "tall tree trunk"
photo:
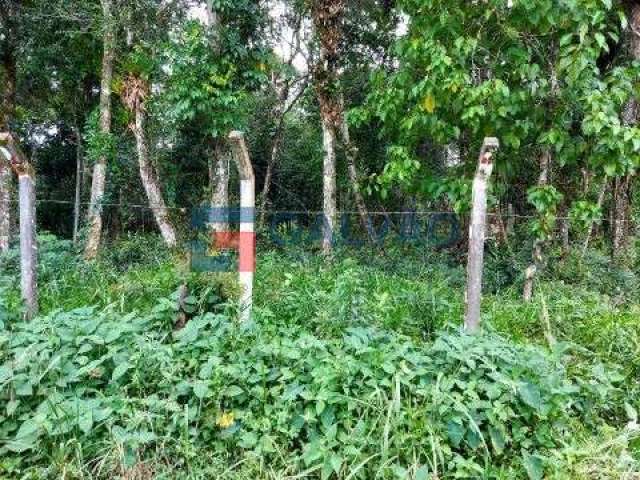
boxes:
[0,25,16,252]
[582,179,608,256]
[523,150,551,302]
[321,115,337,254]
[612,4,640,258]
[85,0,115,259]
[612,174,632,257]
[72,127,83,245]
[259,78,289,228]
[259,132,282,227]
[209,142,229,232]
[258,78,306,227]
[338,107,375,242]
[132,104,177,248]
[203,0,228,232]
[311,0,355,253]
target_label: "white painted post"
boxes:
[228,131,255,323]
[0,133,38,320]
[464,137,499,333]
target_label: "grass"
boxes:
[0,234,639,479]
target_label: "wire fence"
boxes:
[0,197,633,223]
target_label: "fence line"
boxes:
[0,198,634,223]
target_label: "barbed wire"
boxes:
[0,198,635,224]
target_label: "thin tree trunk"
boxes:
[258,78,307,227]
[0,33,16,252]
[524,150,551,302]
[72,127,83,245]
[259,79,290,228]
[85,0,115,259]
[209,142,229,232]
[613,5,640,258]
[203,0,228,233]
[445,143,461,167]
[612,174,632,258]
[464,138,499,333]
[506,203,515,236]
[132,105,177,248]
[559,203,570,254]
[321,116,337,254]
[582,180,608,256]
[258,134,282,227]
[339,106,375,243]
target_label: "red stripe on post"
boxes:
[239,232,256,272]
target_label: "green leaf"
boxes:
[239,431,258,449]
[0,364,12,383]
[447,419,465,447]
[522,451,544,480]
[193,380,210,399]
[519,382,542,412]
[78,409,93,434]
[9,419,41,452]
[329,454,343,474]
[624,402,637,422]
[224,385,244,397]
[489,426,506,454]
[111,362,131,382]
[415,465,429,480]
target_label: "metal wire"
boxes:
[0,198,633,223]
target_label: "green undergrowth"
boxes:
[0,235,639,479]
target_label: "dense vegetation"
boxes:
[2,0,640,478]
[1,237,639,478]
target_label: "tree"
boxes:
[362,0,639,258]
[0,0,19,252]
[85,0,116,259]
[612,1,640,258]
[121,74,177,247]
[164,1,267,239]
[311,0,374,253]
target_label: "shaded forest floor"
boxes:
[1,234,640,479]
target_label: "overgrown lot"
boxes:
[1,236,639,479]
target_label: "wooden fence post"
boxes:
[0,133,38,319]
[464,137,499,333]
[228,131,255,323]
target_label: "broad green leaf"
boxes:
[522,451,544,480]
[111,362,131,382]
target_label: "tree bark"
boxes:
[132,104,177,248]
[582,179,608,256]
[259,133,282,227]
[338,103,375,243]
[465,138,499,333]
[0,22,16,252]
[523,150,551,302]
[203,0,229,233]
[321,115,337,254]
[258,77,307,227]
[85,0,115,259]
[72,127,83,245]
[612,174,632,258]
[612,4,640,258]
[209,142,229,232]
